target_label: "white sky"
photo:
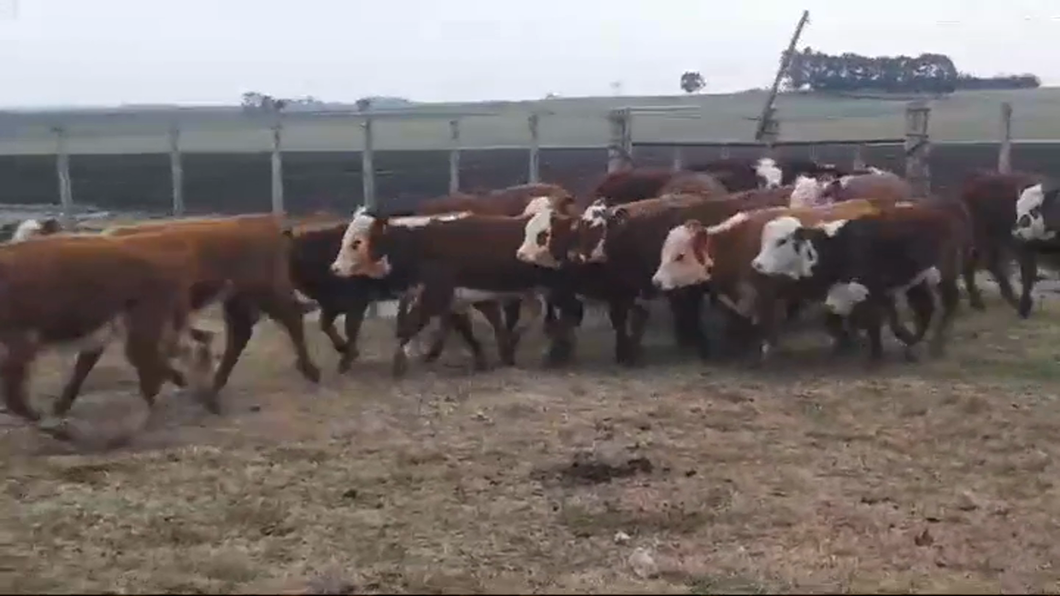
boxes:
[1,0,1058,107]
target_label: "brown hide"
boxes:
[0,233,208,422]
[416,183,576,217]
[822,172,913,204]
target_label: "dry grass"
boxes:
[4,289,1060,594]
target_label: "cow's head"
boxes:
[565,199,616,264]
[652,219,712,290]
[516,207,578,268]
[750,216,845,279]
[788,175,825,208]
[1013,183,1060,242]
[755,157,783,189]
[330,206,392,278]
[521,193,577,217]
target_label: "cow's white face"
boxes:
[788,174,824,208]
[1013,184,1056,241]
[824,282,870,315]
[330,206,390,278]
[581,199,611,262]
[516,207,560,268]
[755,157,783,189]
[652,222,712,290]
[750,216,818,278]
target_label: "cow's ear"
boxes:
[372,216,389,232]
[610,207,630,226]
[792,227,809,244]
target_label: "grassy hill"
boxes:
[0,88,1057,156]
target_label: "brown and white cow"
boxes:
[0,232,216,441]
[330,210,550,376]
[788,169,912,209]
[747,200,971,362]
[958,171,1048,317]
[52,214,322,416]
[514,187,796,363]
[651,198,902,360]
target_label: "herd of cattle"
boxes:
[1,155,1057,443]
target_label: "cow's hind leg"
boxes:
[258,291,323,385]
[52,349,106,417]
[1016,247,1039,319]
[962,248,985,311]
[473,300,515,367]
[1,338,38,423]
[928,277,961,358]
[337,298,370,373]
[451,311,489,371]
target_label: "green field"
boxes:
[1,88,1059,156]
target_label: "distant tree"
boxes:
[240,91,288,113]
[680,71,706,94]
[780,47,1037,95]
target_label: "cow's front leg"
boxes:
[607,300,634,366]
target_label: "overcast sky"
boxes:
[0,0,1058,108]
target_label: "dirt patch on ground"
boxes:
[3,291,1060,593]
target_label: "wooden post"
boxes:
[448,119,461,194]
[168,125,184,216]
[760,107,780,156]
[998,102,1013,174]
[904,101,932,196]
[607,108,633,172]
[852,144,867,170]
[361,116,376,210]
[52,127,74,228]
[270,120,284,215]
[527,113,541,184]
[671,146,684,172]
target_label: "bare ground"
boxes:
[3,290,1060,594]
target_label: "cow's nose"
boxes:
[751,259,764,272]
[329,263,342,275]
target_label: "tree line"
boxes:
[780,47,1041,94]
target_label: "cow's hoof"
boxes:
[901,345,922,363]
[298,362,322,384]
[543,340,574,368]
[968,296,986,311]
[391,354,409,378]
[1018,298,1034,319]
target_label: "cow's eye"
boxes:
[674,254,685,262]
[1031,207,1042,217]
[351,239,361,249]
[777,238,787,247]
[536,230,549,245]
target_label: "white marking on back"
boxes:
[789,175,824,208]
[706,212,749,234]
[866,166,888,176]
[522,196,552,215]
[392,211,471,228]
[755,158,783,189]
[816,219,849,237]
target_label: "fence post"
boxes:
[607,108,633,172]
[448,119,461,194]
[852,144,867,170]
[168,125,184,217]
[671,146,684,171]
[527,113,540,184]
[904,101,932,196]
[760,108,780,157]
[720,144,731,159]
[52,127,74,228]
[998,102,1013,174]
[269,119,285,215]
[361,116,377,210]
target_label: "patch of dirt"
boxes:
[3,291,1060,593]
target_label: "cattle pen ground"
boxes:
[3,286,1060,594]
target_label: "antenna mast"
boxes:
[755,10,810,142]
